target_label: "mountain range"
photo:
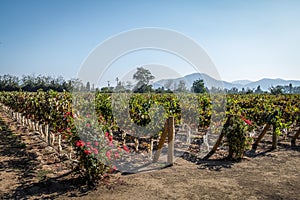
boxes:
[154,73,300,91]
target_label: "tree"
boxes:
[115,81,126,92]
[176,80,187,92]
[269,86,283,95]
[133,67,155,93]
[191,79,206,93]
[86,81,91,92]
[164,80,174,90]
[289,83,293,94]
[133,67,154,86]
[255,85,263,94]
[241,88,245,94]
[228,87,239,94]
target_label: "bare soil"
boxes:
[0,112,300,200]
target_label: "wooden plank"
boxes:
[272,130,278,149]
[291,129,300,147]
[252,124,271,151]
[167,117,175,165]
[152,120,169,163]
[203,116,231,160]
[202,129,226,160]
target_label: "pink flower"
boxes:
[99,115,104,121]
[75,140,85,147]
[114,152,120,159]
[94,141,99,146]
[93,148,98,155]
[108,141,114,147]
[86,141,91,147]
[86,114,91,117]
[106,150,111,160]
[86,123,91,128]
[105,132,109,137]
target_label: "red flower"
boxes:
[244,119,252,126]
[108,141,114,147]
[106,150,111,159]
[94,141,99,146]
[123,145,130,153]
[86,123,91,128]
[86,114,91,117]
[240,115,253,126]
[64,112,71,117]
[84,149,92,155]
[108,135,113,142]
[75,140,85,147]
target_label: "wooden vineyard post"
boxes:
[153,117,175,164]
[153,120,169,163]
[252,124,271,151]
[58,134,62,153]
[291,129,300,147]
[272,130,278,149]
[51,133,55,146]
[45,124,51,145]
[35,121,39,131]
[149,137,153,159]
[167,117,175,165]
[134,138,139,152]
[22,116,25,126]
[39,124,43,136]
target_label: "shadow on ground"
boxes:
[0,117,92,199]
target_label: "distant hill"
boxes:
[231,80,252,85]
[154,73,300,92]
[244,78,300,91]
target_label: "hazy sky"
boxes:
[0,0,299,85]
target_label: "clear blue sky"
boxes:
[0,0,299,85]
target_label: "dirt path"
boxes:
[0,111,300,200]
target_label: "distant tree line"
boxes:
[1,70,298,94]
[0,74,86,92]
[225,83,300,94]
